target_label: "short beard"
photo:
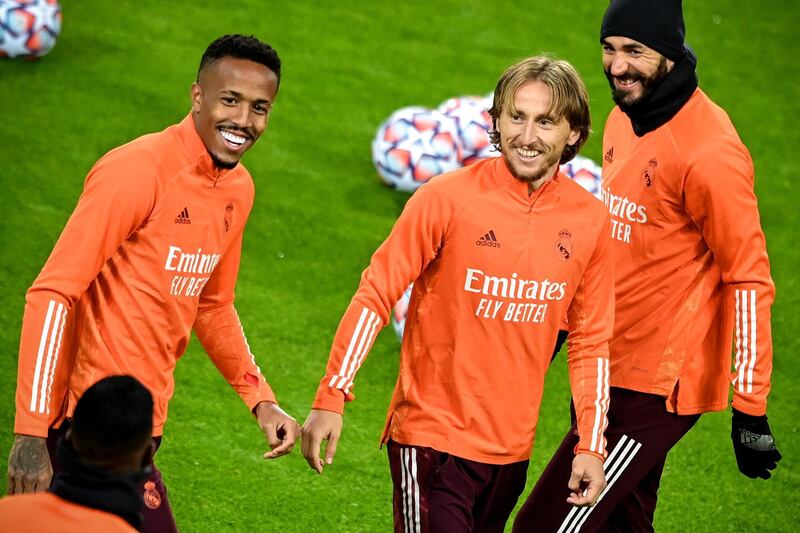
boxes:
[606,57,669,111]
[209,151,238,170]
[501,150,555,186]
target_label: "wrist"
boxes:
[732,408,767,426]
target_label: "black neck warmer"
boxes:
[49,438,149,531]
[616,47,698,136]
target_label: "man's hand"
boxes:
[301,409,343,474]
[255,402,300,459]
[7,435,52,494]
[566,453,606,507]
[731,408,782,479]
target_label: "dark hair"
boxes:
[70,376,153,461]
[198,34,281,86]
[489,55,591,165]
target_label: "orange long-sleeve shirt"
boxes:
[602,88,774,416]
[314,157,613,464]
[14,114,276,438]
[0,493,135,533]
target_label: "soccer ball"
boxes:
[0,0,62,58]
[391,284,414,342]
[560,155,603,199]
[372,106,463,193]
[438,95,499,166]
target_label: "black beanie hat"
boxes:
[600,0,686,61]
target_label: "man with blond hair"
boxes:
[302,55,614,532]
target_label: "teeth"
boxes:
[517,148,541,158]
[221,130,246,145]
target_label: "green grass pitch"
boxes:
[1,1,797,531]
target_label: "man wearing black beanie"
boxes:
[514,1,781,531]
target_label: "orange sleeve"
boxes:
[194,228,277,410]
[567,213,613,459]
[312,182,453,413]
[684,141,774,416]
[14,150,158,437]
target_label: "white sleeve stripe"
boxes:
[344,315,381,394]
[233,308,262,375]
[344,312,380,382]
[589,357,608,453]
[746,289,757,394]
[37,302,64,414]
[734,290,742,382]
[44,307,68,415]
[29,300,56,413]
[332,307,371,384]
[737,289,750,393]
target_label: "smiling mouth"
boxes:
[219,128,248,149]
[614,77,640,89]
[516,147,542,160]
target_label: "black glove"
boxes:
[731,408,782,479]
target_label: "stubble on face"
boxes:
[501,141,561,185]
[606,56,669,110]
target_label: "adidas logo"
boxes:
[174,207,191,225]
[475,229,500,248]
[604,147,614,164]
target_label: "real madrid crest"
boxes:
[555,229,572,261]
[143,480,162,509]
[641,158,657,188]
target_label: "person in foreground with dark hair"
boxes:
[514,1,780,531]
[303,55,614,532]
[7,34,299,532]
[0,375,154,532]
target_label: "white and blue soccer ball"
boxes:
[0,0,62,58]
[560,155,603,199]
[372,106,463,193]
[391,283,414,342]
[438,95,499,165]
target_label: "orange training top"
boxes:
[601,88,774,416]
[314,157,614,465]
[14,114,276,438]
[0,492,135,533]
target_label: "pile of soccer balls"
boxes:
[372,95,495,193]
[0,0,62,58]
[378,94,605,341]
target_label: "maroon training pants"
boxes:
[513,388,700,533]
[387,440,528,533]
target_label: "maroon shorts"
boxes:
[47,422,179,533]
[387,440,528,533]
[512,388,700,533]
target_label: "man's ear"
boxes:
[141,438,156,468]
[190,83,202,113]
[567,128,580,147]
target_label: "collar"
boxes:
[618,46,699,136]
[490,157,561,207]
[174,113,237,181]
[50,438,149,531]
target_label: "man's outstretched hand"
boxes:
[255,402,300,459]
[301,409,343,474]
[567,453,606,507]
